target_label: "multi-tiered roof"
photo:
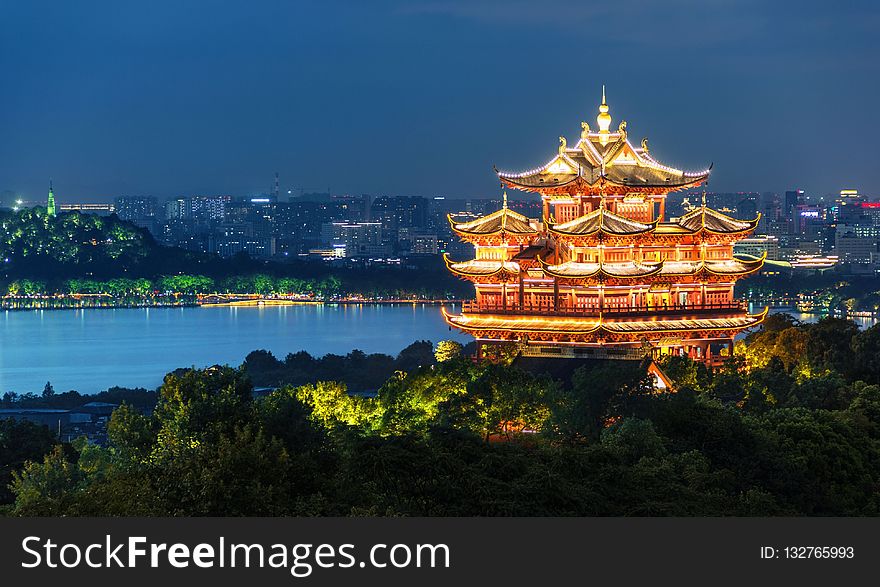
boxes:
[496,88,710,196]
[443,91,767,362]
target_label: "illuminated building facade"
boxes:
[60,203,116,216]
[443,92,767,363]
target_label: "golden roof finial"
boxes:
[641,137,649,153]
[701,190,707,207]
[502,190,508,210]
[597,85,612,144]
[558,135,567,155]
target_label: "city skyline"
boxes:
[1,1,879,201]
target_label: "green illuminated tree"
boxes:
[434,340,463,363]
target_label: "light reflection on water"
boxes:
[2,303,875,395]
[0,304,468,394]
[749,303,879,329]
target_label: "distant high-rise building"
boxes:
[114,195,158,221]
[114,195,160,234]
[321,221,386,257]
[165,197,188,221]
[734,236,780,261]
[835,189,863,223]
[835,223,880,266]
[370,196,428,246]
[784,189,803,233]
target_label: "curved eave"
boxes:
[499,173,708,192]
[537,256,600,279]
[546,224,602,238]
[538,257,663,280]
[608,171,710,190]
[498,173,584,191]
[446,212,537,238]
[702,214,761,235]
[705,252,767,276]
[659,264,700,276]
[443,253,519,279]
[678,210,761,235]
[548,218,658,238]
[442,307,603,335]
[602,263,663,279]
[441,306,769,337]
[601,309,768,335]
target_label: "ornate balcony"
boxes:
[460,299,747,318]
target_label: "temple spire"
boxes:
[597,85,612,144]
[502,190,508,210]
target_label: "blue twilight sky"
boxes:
[1,0,878,202]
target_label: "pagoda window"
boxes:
[615,202,652,223]
[555,204,580,223]
[606,294,628,309]
[704,289,729,305]
[477,246,508,261]
[574,294,596,309]
[482,293,501,309]
[529,293,554,310]
[578,250,597,262]
[643,251,660,262]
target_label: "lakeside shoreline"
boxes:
[1,295,463,312]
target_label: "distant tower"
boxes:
[47,180,56,216]
[273,172,280,200]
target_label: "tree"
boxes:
[852,324,880,385]
[0,418,58,504]
[151,367,253,462]
[107,403,156,468]
[42,381,55,398]
[242,349,284,386]
[295,381,382,431]
[395,340,436,373]
[434,340,463,363]
[439,364,552,440]
[547,362,652,443]
[10,446,82,516]
[805,318,859,379]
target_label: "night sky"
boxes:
[1,0,878,202]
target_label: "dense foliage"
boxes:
[242,341,438,391]
[1,386,157,411]
[4,316,880,516]
[0,208,469,299]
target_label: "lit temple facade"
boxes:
[443,92,767,363]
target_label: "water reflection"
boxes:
[0,304,467,394]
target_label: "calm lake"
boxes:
[0,303,469,394]
[1,303,874,395]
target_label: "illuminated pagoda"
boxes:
[47,180,56,217]
[443,90,767,363]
